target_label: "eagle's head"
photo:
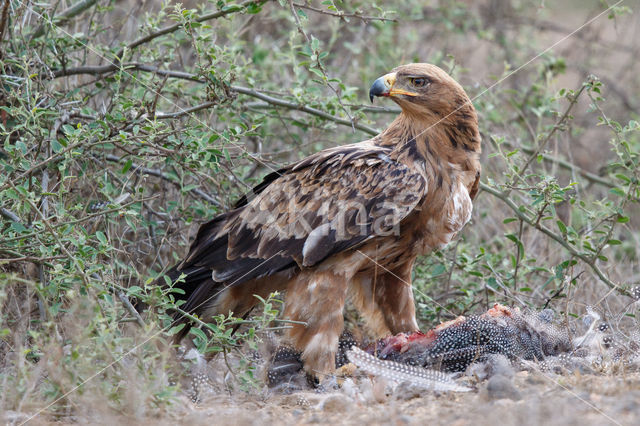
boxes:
[369,63,472,121]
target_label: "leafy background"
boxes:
[1,0,639,418]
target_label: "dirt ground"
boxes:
[179,371,640,426]
[7,368,637,426]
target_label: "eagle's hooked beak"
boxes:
[369,72,419,102]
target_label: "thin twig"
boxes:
[103,154,222,207]
[113,0,264,60]
[507,84,587,193]
[0,254,67,263]
[509,144,615,188]
[287,0,356,131]
[0,139,106,193]
[155,101,217,119]
[117,291,146,328]
[5,179,92,290]
[232,85,378,135]
[1,196,153,245]
[52,63,379,135]
[292,2,396,23]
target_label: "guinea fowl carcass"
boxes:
[267,304,572,388]
[361,304,572,371]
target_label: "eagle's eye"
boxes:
[411,77,428,88]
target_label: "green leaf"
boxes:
[246,3,263,14]
[51,139,63,153]
[309,67,324,78]
[615,174,631,183]
[10,221,27,233]
[556,220,567,234]
[221,4,242,13]
[167,324,186,336]
[609,187,626,197]
[431,264,446,277]
[189,327,208,342]
[96,231,107,244]
[121,158,133,174]
[505,233,524,255]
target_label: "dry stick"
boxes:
[154,101,217,119]
[0,254,67,263]
[250,101,402,115]
[232,85,378,135]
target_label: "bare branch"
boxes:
[0,0,11,45]
[103,154,223,207]
[118,291,146,328]
[30,0,99,40]
[505,143,616,188]
[155,102,217,119]
[1,207,20,223]
[507,84,587,193]
[292,2,396,23]
[52,63,380,135]
[232,85,378,135]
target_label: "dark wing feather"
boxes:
[178,142,427,286]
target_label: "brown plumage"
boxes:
[163,63,481,379]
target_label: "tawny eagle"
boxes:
[163,63,481,378]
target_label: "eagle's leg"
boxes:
[283,270,348,379]
[349,260,419,336]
